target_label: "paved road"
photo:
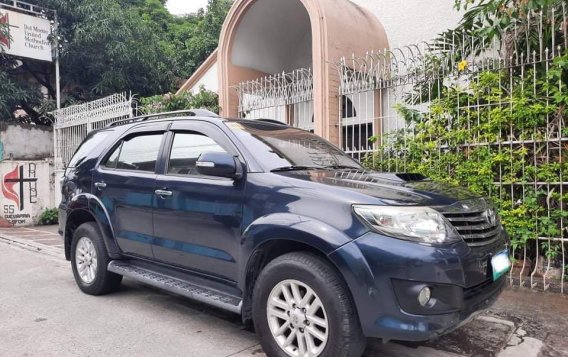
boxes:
[0,229,567,357]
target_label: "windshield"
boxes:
[225,121,363,171]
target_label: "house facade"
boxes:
[178,0,463,156]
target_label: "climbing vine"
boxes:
[363,53,568,264]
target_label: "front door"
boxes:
[93,124,167,259]
[152,122,245,283]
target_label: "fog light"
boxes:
[417,286,431,307]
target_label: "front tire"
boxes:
[70,222,122,295]
[253,252,366,357]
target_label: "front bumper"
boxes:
[328,230,508,341]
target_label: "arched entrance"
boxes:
[231,0,312,74]
[219,0,389,143]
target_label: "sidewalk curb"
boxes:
[0,234,63,259]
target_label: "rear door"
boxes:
[152,121,245,283]
[92,122,168,259]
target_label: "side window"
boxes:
[68,130,110,168]
[104,143,122,169]
[168,132,227,175]
[103,133,163,172]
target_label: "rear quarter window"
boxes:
[67,130,111,168]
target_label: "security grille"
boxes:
[52,93,134,170]
[339,5,567,293]
[234,68,314,131]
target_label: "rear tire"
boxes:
[71,222,122,295]
[253,252,366,357]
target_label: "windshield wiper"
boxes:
[271,165,324,172]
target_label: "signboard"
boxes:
[0,8,52,62]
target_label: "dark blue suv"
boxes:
[59,110,510,357]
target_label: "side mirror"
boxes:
[196,152,242,179]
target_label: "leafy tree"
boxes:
[41,0,178,98]
[0,0,231,124]
[168,0,232,78]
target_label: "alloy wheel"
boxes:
[267,279,329,357]
[75,236,98,284]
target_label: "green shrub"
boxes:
[38,208,58,225]
[363,53,568,261]
[139,86,220,115]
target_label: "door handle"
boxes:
[94,182,107,190]
[154,189,173,197]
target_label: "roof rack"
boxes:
[256,119,288,126]
[107,109,219,128]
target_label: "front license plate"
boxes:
[491,250,511,281]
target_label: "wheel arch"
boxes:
[64,194,121,260]
[239,213,355,325]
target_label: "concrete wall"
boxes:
[0,124,55,226]
[0,123,53,160]
[0,160,54,227]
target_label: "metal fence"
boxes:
[339,7,567,292]
[52,93,133,170]
[234,68,314,131]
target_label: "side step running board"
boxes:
[108,261,242,314]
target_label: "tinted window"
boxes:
[168,132,227,175]
[105,133,163,172]
[67,130,110,168]
[225,121,362,171]
[104,143,122,169]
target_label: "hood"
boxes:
[275,170,480,206]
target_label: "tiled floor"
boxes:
[0,225,63,253]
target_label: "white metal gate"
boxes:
[52,93,134,170]
[234,68,314,132]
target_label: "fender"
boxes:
[241,213,379,331]
[328,240,381,337]
[66,193,122,259]
[240,212,359,293]
[241,212,353,257]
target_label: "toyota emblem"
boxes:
[484,208,496,225]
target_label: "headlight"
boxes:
[353,205,461,245]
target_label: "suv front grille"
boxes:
[437,199,501,246]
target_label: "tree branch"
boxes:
[19,100,42,125]
[21,62,57,100]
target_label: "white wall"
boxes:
[0,124,55,226]
[190,63,219,94]
[350,0,464,48]
[231,0,312,73]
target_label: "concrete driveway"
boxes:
[0,227,567,357]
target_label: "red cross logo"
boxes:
[0,12,20,49]
[2,165,38,211]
